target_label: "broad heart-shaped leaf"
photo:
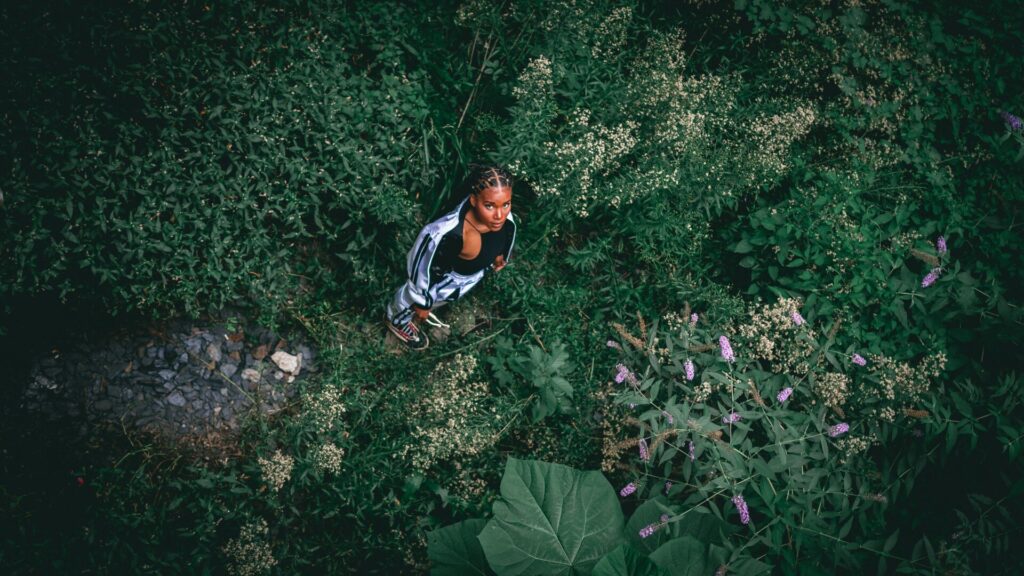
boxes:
[479,457,624,575]
[428,519,495,576]
[648,537,710,576]
[592,544,670,576]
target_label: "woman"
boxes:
[385,165,517,350]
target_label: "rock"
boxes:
[167,391,187,407]
[184,337,202,355]
[206,342,222,364]
[241,369,261,383]
[221,363,238,378]
[252,344,268,360]
[273,371,284,381]
[178,352,188,364]
[94,399,112,411]
[221,405,233,420]
[159,369,177,381]
[228,350,241,363]
[220,387,228,396]
[271,351,301,375]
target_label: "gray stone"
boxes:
[206,342,222,364]
[221,363,238,378]
[178,352,188,364]
[185,337,202,355]
[221,405,234,420]
[159,369,177,381]
[167,391,186,407]
[146,346,158,358]
[141,356,153,368]
[94,399,112,411]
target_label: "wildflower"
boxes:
[620,482,637,497]
[732,494,750,525]
[690,313,699,327]
[790,311,805,326]
[829,422,850,437]
[664,481,673,494]
[684,359,695,381]
[638,438,650,462]
[614,363,632,384]
[687,440,695,461]
[722,412,741,424]
[851,353,867,366]
[660,513,670,522]
[606,340,621,349]
[662,410,674,424]
[258,451,294,493]
[777,387,793,403]
[936,236,947,256]
[719,336,735,363]
[639,523,659,538]
[223,519,278,576]
[1000,110,1023,132]
[921,267,941,288]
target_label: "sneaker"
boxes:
[385,318,429,351]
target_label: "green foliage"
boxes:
[3,0,1024,574]
[487,337,575,422]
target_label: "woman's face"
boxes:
[469,185,512,231]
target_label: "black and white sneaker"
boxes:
[385,318,429,351]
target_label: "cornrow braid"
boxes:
[466,164,513,196]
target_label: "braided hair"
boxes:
[464,164,514,197]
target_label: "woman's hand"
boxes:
[493,255,507,272]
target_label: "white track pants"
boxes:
[386,269,486,327]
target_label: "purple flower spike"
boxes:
[606,340,621,350]
[639,523,658,538]
[791,311,805,326]
[921,267,941,288]
[614,363,629,384]
[852,353,867,366]
[1001,110,1024,132]
[690,313,699,327]
[936,236,947,256]
[829,422,850,437]
[664,481,673,494]
[732,494,751,525]
[620,482,637,497]
[660,513,670,523]
[719,336,735,363]
[722,412,741,425]
[777,387,793,403]
[684,359,695,381]
[687,440,695,461]
[638,438,650,462]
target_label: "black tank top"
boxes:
[451,226,508,274]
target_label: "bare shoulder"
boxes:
[459,219,482,259]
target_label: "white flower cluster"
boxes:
[813,372,851,411]
[866,351,946,405]
[738,297,816,374]
[538,109,639,217]
[223,519,278,576]
[591,6,632,60]
[744,105,817,182]
[258,450,294,493]
[512,55,553,101]
[402,354,503,471]
[303,384,346,433]
[313,442,345,475]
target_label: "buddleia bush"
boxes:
[591,299,951,573]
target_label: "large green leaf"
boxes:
[428,519,495,576]
[592,544,670,576]
[648,537,710,576]
[479,457,625,575]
